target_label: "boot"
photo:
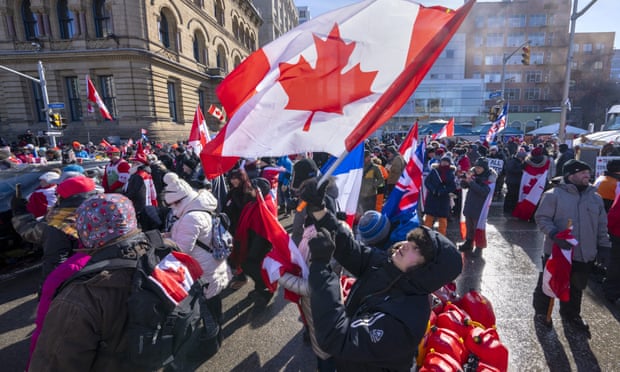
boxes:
[458,239,473,252]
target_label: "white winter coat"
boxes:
[169,189,231,299]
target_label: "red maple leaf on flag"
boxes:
[278,24,378,131]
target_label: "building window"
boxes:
[524,88,540,100]
[98,75,117,118]
[596,43,605,51]
[216,45,227,72]
[445,49,455,59]
[32,81,45,122]
[522,105,539,113]
[505,72,522,83]
[57,0,75,39]
[445,73,453,79]
[509,106,520,113]
[531,52,544,65]
[167,82,177,122]
[505,88,520,100]
[487,16,504,28]
[93,0,111,38]
[428,99,441,113]
[508,15,526,28]
[573,44,579,52]
[529,14,547,27]
[583,43,593,53]
[486,33,503,47]
[594,61,603,70]
[193,31,206,63]
[214,0,225,26]
[472,72,481,79]
[529,32,545,47]
[474,16,484,28]
[473,35,483,47]
[198,89,207,117]
[484,54,502,66]
[65,77,82,121]
[484,72,501,83]
[507,32,525,47]
[22,0,40,41]
[525,71,542,83]
[159,13,170,48]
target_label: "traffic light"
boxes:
[59,113,67,129]
[48,112,61,127]
[521,44,530,65]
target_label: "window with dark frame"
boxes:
[22,0,39,41]
[98,75,117,118]
[93,0,111,38]
[65,77,83,121]
[58,0,75,39]
[32,81,45,122]
[168,82,178,122]
[160,13,170,48]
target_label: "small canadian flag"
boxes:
[208,104,226,122]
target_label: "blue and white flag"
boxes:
[486,103,508,143]
[321,143,364,227]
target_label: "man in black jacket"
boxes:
[300,180,462,371]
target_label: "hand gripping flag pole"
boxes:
[296,149,350,212]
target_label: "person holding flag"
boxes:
[532,159,611,334]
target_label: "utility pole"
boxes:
[559,0,599,144]
[0,60,56,147]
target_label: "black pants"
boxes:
[503,182,520,213]
[532,255,594,318]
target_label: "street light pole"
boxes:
[500,40,531,101]
[559,0,599,144]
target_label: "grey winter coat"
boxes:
[534,181,610,262]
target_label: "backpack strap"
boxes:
[144,229,166,251]
[56,258,136,297]
[185,209,214,252]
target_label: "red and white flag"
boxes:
[460,181,496,248]
[432,117,455,140]
[542,226,577,301]
[399,120,419,161]
[86,75,113,120]
[234,193,308,302]
[148,251,204,305]
[513,159,550,221]
[207,104,226,122]
[188,105,211,154]
[200,0,474,179]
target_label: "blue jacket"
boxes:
[424,164,457,217]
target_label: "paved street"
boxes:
[1,202,620,371]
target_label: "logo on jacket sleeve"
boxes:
[370,329,384,343]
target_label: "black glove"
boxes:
[551,233,573,250]
[309,227,335,263]
[11,196,28,216]
[299,178,327,213]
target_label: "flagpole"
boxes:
[296,149,351,212]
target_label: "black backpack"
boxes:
[60,230,220,370]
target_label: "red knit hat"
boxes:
[130,142,148,164]
[56,176,96,198]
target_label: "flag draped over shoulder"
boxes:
[188,105,211,154]
[460,181,496,248]
[513,159,550,221]
[200,0,475,179]
[320,143,365,227]
[542,226,576,301]
[486,103,508,143]
[86,75,113,120]
[234,193,308,302]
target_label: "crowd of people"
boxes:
[3,127,620,371]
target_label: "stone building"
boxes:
[252,0,298,48]
[0,0,261,145]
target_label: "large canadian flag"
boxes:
[200,0,474,179]
[188,105,210,154]
[513,159,550,221]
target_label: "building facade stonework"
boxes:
[0,0,261,144]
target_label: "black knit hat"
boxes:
[291,158,319,189]
[563,159,591,176]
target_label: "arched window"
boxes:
[22,0,39,40]
[216,45,227,72]
[93,0,110,38]
[58,0,75,39]
[232,17,239,39]
[214,0,224,26]
[193,31,206,64]
[159,13,170,48]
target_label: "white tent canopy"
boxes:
[526,123,589,135]
[572,130,620,147]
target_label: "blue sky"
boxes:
[299,0,620,49]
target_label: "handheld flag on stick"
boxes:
[86,75,113,120]
[188,105,211,154]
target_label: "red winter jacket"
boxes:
[608,192,620,238]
